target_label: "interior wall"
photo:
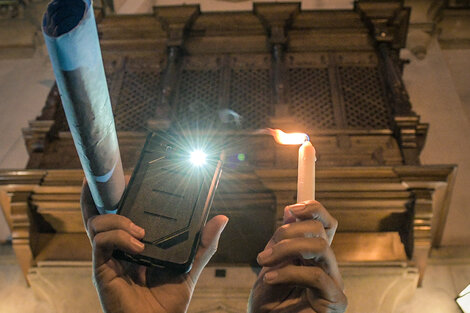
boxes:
[0,53,54,242]
[402,39,470,246]
[442,49,470,123]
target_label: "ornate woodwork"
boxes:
[0,0,23,19]
[1,1,457,295]
[0,165,456,284]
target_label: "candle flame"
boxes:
[259,128,309,145]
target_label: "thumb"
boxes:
[189,215,229,283]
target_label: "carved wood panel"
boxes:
[174,56,222,128]
[51,50,397,135]
[228,54,272,129]
[338,66,392,129]
[115,57,162,131]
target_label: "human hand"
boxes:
[248,200,347,313]
[81,180,228,313]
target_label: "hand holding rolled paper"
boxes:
[42,0,125,214]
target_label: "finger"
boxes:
[263,265,347,307]
[285,200,338,244]
[93,229,145,267]
[80,180,100,230]
[80,175,131,234]
[257,237,333,269]
[87,213,145,241]
[283,203,301,224]
[273,220,328,243]
[189,215,229,284]
[259,237,344,290]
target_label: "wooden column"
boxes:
[11,191,36,286]
[357,1,428,165]
[394,165,457,284]
[410,188,434,286]
[378,43,430,165]
[148,5,200,130]
[254,3,300,131]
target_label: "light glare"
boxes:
[190,150,207,166]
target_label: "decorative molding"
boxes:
[153,5,200,47]
[254,2,300,45]
[0,0,23,19]
[356,0,411,49]
[0,170,46,285]
[22,84,60,155]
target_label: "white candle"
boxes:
[262,129,316,203]
[297,140,316,203]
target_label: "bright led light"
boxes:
[190,150,207,166]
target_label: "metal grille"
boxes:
[288,68,336,129]
[175,69,221,129]
[115,62,161,131]
[229,68,272,129]
[339,66,391,129]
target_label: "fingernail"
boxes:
[131,237,145,250]
[264,271,278,282]
[214,218,229,238]
[284,207,293,220]
[221,218,229,231]
[304,232,320,238]
[301,251,316,259]
[288,204,305,214]
[257,248,273,263]
[130,223,145,237]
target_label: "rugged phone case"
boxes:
[114,132,224,272]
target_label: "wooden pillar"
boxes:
[357,1,429,165]
[10,191,36,286]
[254,3,300,132]
[409,188,434,286]
[148,5,200,130]
[377,43,429,165]
[378,43,412,115]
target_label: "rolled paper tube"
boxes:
[42,0,125,214]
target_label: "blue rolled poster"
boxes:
[42,0,125,214]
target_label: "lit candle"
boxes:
[261,129,316,202]
[297,140,316,202]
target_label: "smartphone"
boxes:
[113,132,224,272]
